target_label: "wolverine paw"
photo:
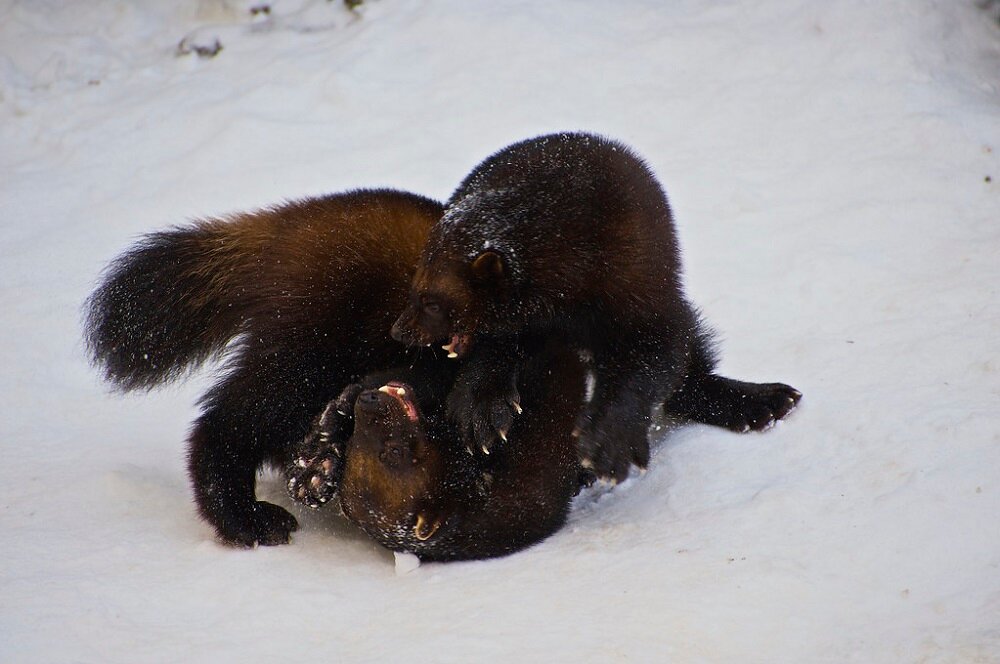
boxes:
[447,378,521,454]
[287,452,341,509]
[724,382,802,432]
[218,501,299,547]
[576,411,649,484]
[665,374,803,433]
[285,390,355,509]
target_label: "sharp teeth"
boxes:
[395,387,407,397]
[414,514,440,541]
[378,385,392,394]
[447,351,458,359]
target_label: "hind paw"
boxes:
[726,382,801,432]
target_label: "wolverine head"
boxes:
[339,382,447,548]
[390,248,509,359]
[392,235,513,358]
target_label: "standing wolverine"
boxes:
[392,132,801,480]
[85,190,445,546]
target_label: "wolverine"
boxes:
[85,189,446,546]
[391,132,801,481]
[287,344,588,561]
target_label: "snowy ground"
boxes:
[2,1,999,661]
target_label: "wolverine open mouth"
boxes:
[442,333,472,359]
[377,382,419,422]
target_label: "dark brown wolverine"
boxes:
[85,189,447,546]
[391,132,801,481]
[287,345,588,561]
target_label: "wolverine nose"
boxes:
[390,320,405,343]
[390,314,414,343]
[359,390,380,407]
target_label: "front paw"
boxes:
[287,451,342,509]
[446,380,521,454]
[576,410,649,484]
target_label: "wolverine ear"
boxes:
[471,250,505,282]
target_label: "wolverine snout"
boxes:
[390,317,410,343]
[390,306,421,344]
[358,390,381,408]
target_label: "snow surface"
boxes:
[2,1,999,662]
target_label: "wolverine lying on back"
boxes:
[287,344,586,561]
[85,190,445,546]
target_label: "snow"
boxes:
[1,0,999,661]
[394,551,421,576]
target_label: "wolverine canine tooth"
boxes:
[378,385,392,395]
[414,514,440,541]
[447,352,459,359]
[395,387,407,397]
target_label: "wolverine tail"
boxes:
[84,214,272,391]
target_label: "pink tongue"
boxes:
[379,384,419,421]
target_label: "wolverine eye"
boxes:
[422,300,441,314]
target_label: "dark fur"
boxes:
[289,345,586,561]
[392,132,801,481]
[85,189,445,546]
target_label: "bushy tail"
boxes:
[84,217,268,391]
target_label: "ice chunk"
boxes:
[393,551,420,576]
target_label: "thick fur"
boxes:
[289,345,585,561]
[85,189,445,546]
[392,132,801,482]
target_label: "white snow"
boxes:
[394,551,421,576]
[2,0,999,662]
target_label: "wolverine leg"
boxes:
[446,338,524,454]
[189,349,341,546]
[286,383,363,510]
[664,374,801,432]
